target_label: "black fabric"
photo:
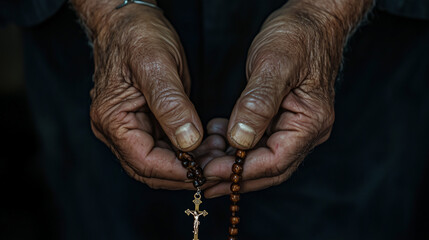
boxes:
[158,0,286,124]
[377,0,429,19]
[0,0,65,26]
[19,1,429,239]
[1,0,429,26]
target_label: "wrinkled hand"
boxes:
[76,4,221,189]
[203,0,372,197]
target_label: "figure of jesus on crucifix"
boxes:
[186,208,207,236]
[185,192,208,240]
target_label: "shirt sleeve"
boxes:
[376,0,429,20]
[0,0,66,26]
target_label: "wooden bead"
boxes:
[187,161,197,169]
[235,157,244,165]
[230,173,241,183]
[232,163,243,174]
[230,193,240,203]
[193,167,203,177]
[193,179,201,188]
[181,161,189,168]
[230,216,240,225]
[236,150,246,159]
[187,171,195,179]
[229,227,239,236]
[230,183,240,192]
[179,151,192,160]
[178,151,184,160]
[197,177,206,186]
[230,205,239,212]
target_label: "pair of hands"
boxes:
[78,0,371,198]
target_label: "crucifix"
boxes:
[185,191,208,240]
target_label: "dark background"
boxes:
[0,5,428,240]
[0,24,59,239]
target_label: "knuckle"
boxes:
[133,49,174,78]
[121,158,157,187]
[143,54,169,75]
[266,163,284,178]
[270,160,302,187]
[316,109,335,145]
[324,107,335,127]
[314,105,335,138]
[130,172,156,189]
[144,179,157,189]
[249,48,294,78]
[262,155,284,178]
[270,175,284,187]
[141,163,156,179]
[299,97,335,141]
[252,48,285,68]
[89,104,101,124]
[239,90,278,122]
[152,90,189,123]
[90,121,105,142]
[90,100,127,142]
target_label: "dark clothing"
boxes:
[0,0,64,26]
[2,0,429,239]
[377,0,429,19]
[2,0,429,26]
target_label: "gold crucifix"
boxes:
[185,191,208,240]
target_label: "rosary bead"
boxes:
[193,179,201,188]
[227,236,237,240]
[197,177,206,186]
[230,193,240,203]
[230,205,239,212]
[193,167,203,177]
[230,173,241,183]
[230,216,240,225]
[181,161,189,168]
[183,152,191,159]
[230,183,240,192]
[236,150,246,159]
[232,163,243,174]
[229,227,239,236]
[186,171,195,179]
[178,151,184,160]
[187,161,197,169]
[235,157,244,165]
[178,151,193,161]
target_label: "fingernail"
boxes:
[175,123,200,149]
[230,123,256,149]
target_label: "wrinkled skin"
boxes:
[87,6,224,190]
[203,3,344,197]
[72,0,372,195]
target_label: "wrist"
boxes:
[276,0,373,42]
[71,0,160,40]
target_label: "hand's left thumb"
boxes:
[227,73,289,149]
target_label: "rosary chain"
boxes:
[227,150,246,240]
[176,149,247,240]
[177,151,206,188]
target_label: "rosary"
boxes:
[177,150,246,240]
[115,1,248,239]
